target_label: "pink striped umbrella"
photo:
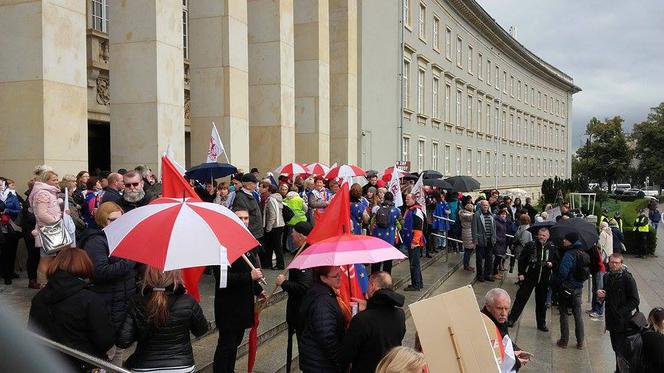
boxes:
[287,234,406,269]
[274,162,307,176]
[324,164,366,180]
[103,197,259,271]
[305,162,330,177]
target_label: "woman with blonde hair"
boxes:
[117,266,208,372]
[375,346,427,373]
[28,169,62,285]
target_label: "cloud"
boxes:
[475,0,664,150]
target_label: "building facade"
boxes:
[1,0,578,196]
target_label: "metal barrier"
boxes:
[29,332,131,373]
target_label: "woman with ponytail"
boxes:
[117,266,209,372]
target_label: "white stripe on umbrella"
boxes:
[105,202,176,254]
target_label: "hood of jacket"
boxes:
[78,227,106,248]
[367,288,405,309]
[38,269,89,304]
[28,181,59,207]
[270,193,283,203]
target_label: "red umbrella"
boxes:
[305,162,330,177]
[103,197,259,270]
[324,164,366,180]
[381,166,408,182]
[273,162,307,177]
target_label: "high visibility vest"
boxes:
[635,216,649,232]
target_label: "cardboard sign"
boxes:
[409,285,500,373]
[396,160,411,172]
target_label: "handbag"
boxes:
[38,219,73,255]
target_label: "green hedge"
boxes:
[623,229,657,255]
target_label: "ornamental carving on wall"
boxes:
[96,77,110,106]
[184,95,191,120]
[99,40,110,63]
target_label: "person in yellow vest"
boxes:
[598,208,610,227]
[613,211,624,232]
[633,209,650,258]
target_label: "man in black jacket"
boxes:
[507,227,555,331]
[598,252,640,373]
[118,171,152,212]
[100,172,123,204]
[339,271,406,373]
[232,173,264,241]
[213,209,265,373]
[275,221,314,372]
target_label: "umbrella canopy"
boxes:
[527,221,556,236]
[185,162,237,181]
[444,175,481,192]
[381,166,408,182]
[324,164,366,180]
[421,170,444,179]
[288,234,406,269]
[503,188,530,198]
[549,218,599,249]
[104,197,259,271]
[274,162,307,177]
[305,162,330,177]
[423,178,454,190]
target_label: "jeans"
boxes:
[559,287,584,344]
[463,248,472,268]
[214,328,246,373]
[408,246,423,289]
[475,244,494,280]
[591,272,605,314]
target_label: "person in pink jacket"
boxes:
[28,170,62,285]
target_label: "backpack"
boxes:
[375,206,392,229]
[618,327,647,373]
[572,249,591,282]
[282,204,295,222]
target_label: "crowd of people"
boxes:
[2,164,664,372]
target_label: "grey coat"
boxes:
[471,210,497,248]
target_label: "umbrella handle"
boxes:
[242,254,268,288]
[265,242,308,304]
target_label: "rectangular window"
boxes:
[550,96,554,113]
[502,71,507,93]
[433,17,440,50]
[467,149,473,175]
[544,94,548,112]
[402,136,410,161]
[444,84,451,122]
[487,59,492,85]
[531,157,535,176]
[444,145,451,174]
[509,154,514,176]
[478,53,483,80]
[432,76,439,118]
[455,147,462,175]
[543,158,548,176]
[494,107,499,137]
[417,68,425,113]
[510,75,514,97]
[456,36,463,67]
[467,95,473,130]
[418,139,425,171]
[182,0,189,59]
[517,80,522,100]
[403,59,410,108]
[516,156,521,176]
[495,65,500,89]
[432,142,439,170]
[92,0,109,33]
[467,45,473,74]
[456,89,462,126]
[486,102,491,135]
[516,117,521,142]
[445,27,452,60]
[501,111,507,139]
[537,158,541,176]
[418,3,426,40]
[477,99,482,132]
[524,83,529,104]
[403,0,410,27]
[477,150,482,176]
[485,151,491,176]
[501,154,506,176]
[538,91,542,109]
[509,114,514,141]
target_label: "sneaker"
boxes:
[589,312,603,319]
[404,285,421,291]
[464,267,475,272]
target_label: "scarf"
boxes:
[334,288,353,328]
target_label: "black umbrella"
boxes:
[185,162,238,181]
[444,176,481,192]
[527,221,556,236]
[423,178,454,190]
[421,170,443,179]
[402,173,419,182]
[549,218,599,248]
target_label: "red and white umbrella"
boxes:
[274,162,307,176]
[305,162,330,177]
[103,198,259,271]
[381,166,408,182]
[324,164,366,180]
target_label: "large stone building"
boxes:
[1,0,578,194]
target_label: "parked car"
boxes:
[612,183,632,194]
[643,187,659,197]
[623,188,644,196]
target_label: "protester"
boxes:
[370,192,402,274]
[28,247,115,370]
[350,184,370,235]
[28,170,62,285]
[608,219,625,254]
[507,227,554,331]
[588,225,610,319]
[481,288,531,371]
[649,206,661,231]
[493,208,510,279]
[58,177,86,237]
[119,170,152,212]
[232,173,264,241]
[524,197,537,222]
[81,176,102,228]
[401,194,424,291]
[339,271,406,373]
[309,176,331,224]
[101,172,123,204]
[472,200,497,282]
[117,267,208,372]
[556,232,589,349]
[1,178,22,284]
[298,265,346,372]
[613,211,624,232]
[135,165,161,201]
[375,346,426,373]
[199,181,217,203]
[642,307,664,373]
[213,209,265,373]
[213,182,232,208]
[72,170,90,205]
[362,173,379,196]
[633,209,650,258]
[262,184,285,269]
[459,203,476,271]
[430,190,449,254]
[598,253,640,371]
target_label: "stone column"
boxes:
[0,0,88,184]
[109,0,185,172]
[329,0,358,164]
[248,0,295,173]
[188,1,250,170]
[294,0,330,164]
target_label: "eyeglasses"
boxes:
[326,273,342,280]
[124,182,140,188]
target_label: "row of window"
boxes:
[404,0,567,119]
[401,137,566,178]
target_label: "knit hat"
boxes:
[293,221,313,236]
[367,186,377,195]
[564,232,579,243]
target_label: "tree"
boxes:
[573,116,633,187]
[631,103,664,188]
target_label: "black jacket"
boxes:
[481,307,521,371]
[642,328,664,373]
[518,240,555,285]
[603,268,640,332]
[213,252,262,331]
[118,193,152,212]
[298,282,346,373]
[282,267,314,329]
[28,270,115,362]
[232,190,264,239]
[116,286,209,369]
[101,187,122,204]
[79,228,137,330]
[339,289,406,373]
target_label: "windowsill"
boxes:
[417,113,430,120]
[455,125,465,131]
[419,36,427,44]
[456,63,463,69]
[405,24,413,32]
[445,56,452,62]
[87,28,109,38]
[432,117,442,124]
[433,47,440,54]
[403,107,415,115]
[444,122,453,129]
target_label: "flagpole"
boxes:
[241,254,268,288]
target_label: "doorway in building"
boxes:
[88,121,110,174]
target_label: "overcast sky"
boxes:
[475,0,664,150]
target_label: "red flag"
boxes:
[339,264,364,305]
[160,155,205,302]
[307,182,351,244]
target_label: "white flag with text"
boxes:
[206,122,225,163]
[411,174,426,216]
[388,164,404,207]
